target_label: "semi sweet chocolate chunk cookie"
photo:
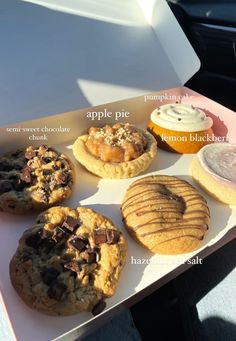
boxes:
[0,145,74,214]
[121,175,210,254]
[9,206,127,315]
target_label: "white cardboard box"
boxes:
[0,0,199,125]
[1,1,226,341]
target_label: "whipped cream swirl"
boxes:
[150,104,213,132]
[198,143,236,184]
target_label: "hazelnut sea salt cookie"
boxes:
[72,123,157,179]
[0,145,74,214]
[121,175,210,254]
[9,206,127,315]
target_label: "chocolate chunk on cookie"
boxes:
[92,300,106,316]
[47,281,67,300]
[9,206,127,315]
[52,227,69,243]
[41,268,60,285]
[62,216,79,232]
[20,167,32,183]
[69,237,87,252]
[25,232,42,248]
[93,229,107,244]
[64,260,81,273]
[83,249,97,264]
[106,230,120,244]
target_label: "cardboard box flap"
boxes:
[0,0,200,125]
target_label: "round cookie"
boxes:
[9,206,127,316]
[121,175,209,254]
[0,145,74,214]
[191,143,236,205]
[72,123,157,179]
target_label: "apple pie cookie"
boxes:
[72,123,157,179]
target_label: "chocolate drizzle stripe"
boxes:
[136,209,182,217]
[140,226,207,237]
[123,205,181,219]
[132,216,209,231]
[184,210,210,217]
[124,196,173,209]
[123,198,181,214]
[140,232,204,241]
[129,181,187,190]
[122,189,158,209]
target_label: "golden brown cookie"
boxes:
[72,123,157,179]
[0,145,74,214]
[191,143,236,204]
[121,175,209,254]
[9,206,127,315]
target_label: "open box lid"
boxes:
[0,0,200,126]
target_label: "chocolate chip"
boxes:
[20,167,31,183]
[43,169,52,176]
[106,230,120,244]
[41,157,52,164]
[178,118,182,121]
[25,232,41,248]
[62,216,79,232]
[25,150,36,160]
[55,172,68,185]
[0,181,13,194]
[52,226,69,243]
[83,249,97,264]
[52,164,60,171]
[41,268,60,285]
[92,300,106,316]
[47,281,67,300]
[93,229,107,244]
[64,260,81,273]
[69,237,87,252]
[43,238,56,252]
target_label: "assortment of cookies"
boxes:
[1,101,234,317]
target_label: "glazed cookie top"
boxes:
[10,207,127,315]
[0,145,74,212]
[150,104,213,132]
[85,123,148,162]
[121,175,209,253]
[197,143,236,185]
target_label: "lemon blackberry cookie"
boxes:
[72,123,157,179]
[0,145,74,214]
[121,175,210,254]
[9,206,127,315]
